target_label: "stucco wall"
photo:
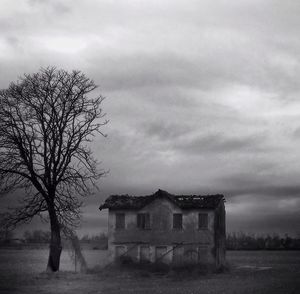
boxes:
[107,198,218,265]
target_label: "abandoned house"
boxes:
[99,189,226,269]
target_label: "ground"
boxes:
[0,249,299,294]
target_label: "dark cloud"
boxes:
[173,133,266,155]
[85,48,300,96]
[293,127,300,138]
[28,0,71,14]
[222,184,300,199]
[227,209,300,236]
[87,53,201,91]
[226,193,300,236]
[141,120,192,141]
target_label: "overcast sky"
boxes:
[1,0,300,236]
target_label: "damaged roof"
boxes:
[99,189,225,211]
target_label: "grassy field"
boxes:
[0,249,299,294]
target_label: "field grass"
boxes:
[0,249,299,294]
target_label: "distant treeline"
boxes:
[0,229,108,249]
[80,233,108,244]
[226,232,300,250]
[23,230,51,243]
[22,230,108,245]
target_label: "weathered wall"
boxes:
[214,200,226,268]
[107,198,218,265]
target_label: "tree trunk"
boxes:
[46,207,62,272]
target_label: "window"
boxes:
[198,213,208,229]
[115,245,126,258]
[155,246,167,263]
[184,245,198,264]
[173,213,183,229]
[115,213,125,229]
[140,245,150,263]
[172,245,184,264]
[198,246,208,264]
[137,213,150,229]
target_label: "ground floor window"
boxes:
[155,246,167,263]
[115,245,126,258]
[172,245,184,264]
[139,245,150,262]
[184,245,198,264]
[198,246,209,264]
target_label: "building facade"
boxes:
[99,189,226,268]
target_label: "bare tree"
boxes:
[0,67,107,271]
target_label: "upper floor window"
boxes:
[137,213,150,229]
[198,213,208,229]
[115,213,125,229]
[173,213,183,229]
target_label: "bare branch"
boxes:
[0,67,108,231]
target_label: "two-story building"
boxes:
[99,189,226,269]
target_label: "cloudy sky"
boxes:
[1,0,300,236]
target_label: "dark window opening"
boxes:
[198,213,208,229]
[116,213,125,229]
[155,246,167,263]
[137,213,150,229]
[173,213,183,229]
[140,245,150,262]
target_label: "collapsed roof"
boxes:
[99,189,225,211]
